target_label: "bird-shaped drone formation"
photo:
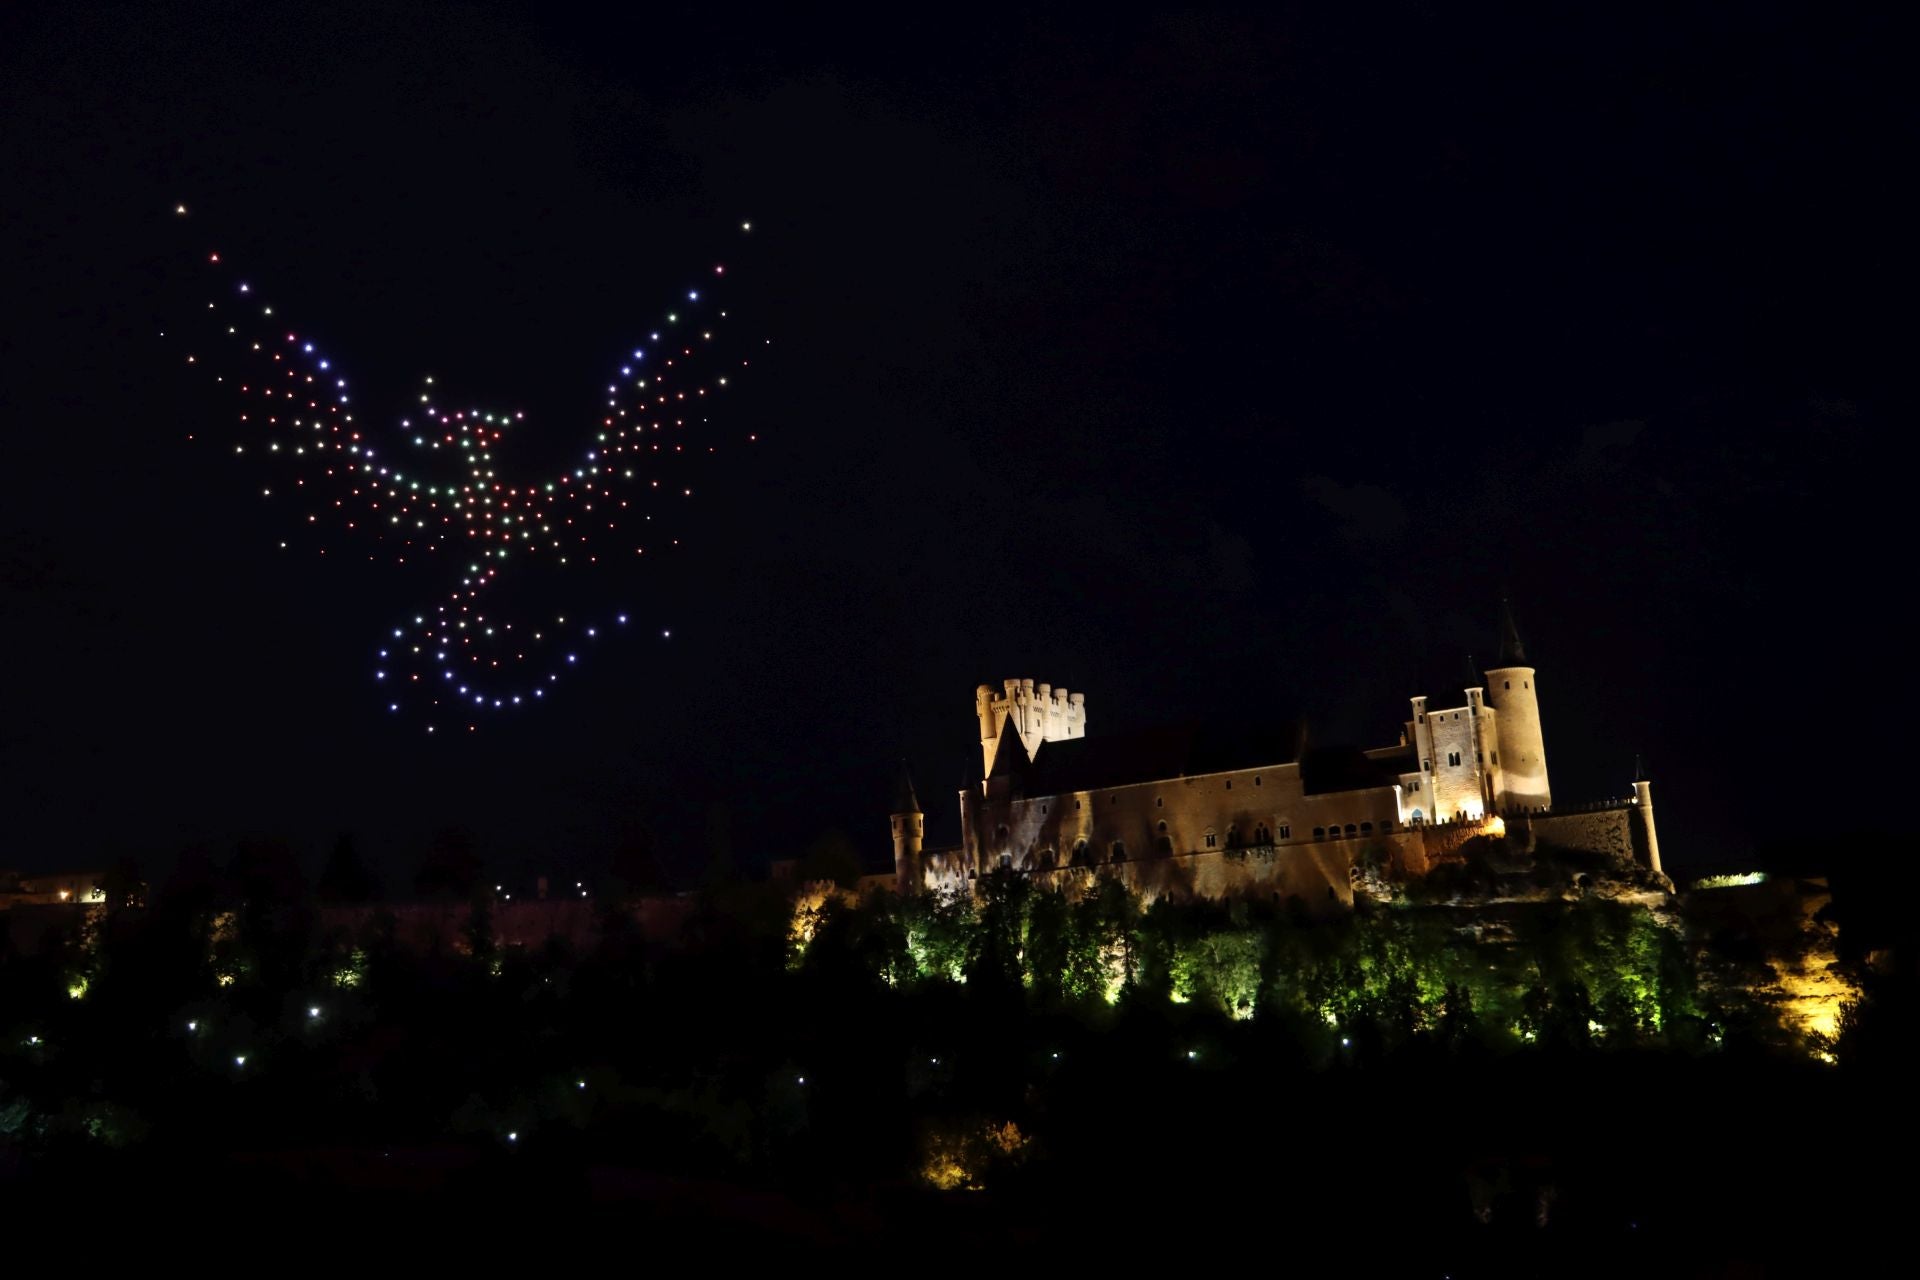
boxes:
[165,204,762,733]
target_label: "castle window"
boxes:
[1277,824,1290,839]
[1491,752,1499,765]
[1419,714,1426,723]
[1477,751,1484,764]
[1361,822,1373,833]
[1072,840,1088,865]
[1205,831,1217,848]
[1110,841,1127,863]
[1075,799,1082,810]
[1041,804,1047,814]
[1156,797,1163,808]
[1524,681,1529,689]
[1448,751,1461,767]
[1423,759,1431,772]
[1226,826,1241,848]
[1504,681,1510,690]
[1255,776,1262,786]
[1345,824,1357,835]
[1225,779,1232,790]
[1155,832,1174,855]
[1313,826,1326,839]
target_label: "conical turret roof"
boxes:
[892,760,922,815]
[1493,598,1529,667]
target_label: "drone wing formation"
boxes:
[168,207,761,732]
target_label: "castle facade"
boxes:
[889,606,1664,908]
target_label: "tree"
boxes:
[703,803,738,887]
[1438,982,1480,1049]
[797,829,862,889]
[414,826,482,899]
[97,855,145,912]
[317,833,380,904]
[609,821,667,896]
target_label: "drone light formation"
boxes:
[168,207,763,732]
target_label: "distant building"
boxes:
[888,603,1665,907]
[0,869,108,909]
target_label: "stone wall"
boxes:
[973,762,1406,877]
[1518,807,1635,864]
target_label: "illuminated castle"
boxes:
[889,604,1665,907]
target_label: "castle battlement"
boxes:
[975,677,1087,776]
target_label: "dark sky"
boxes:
[2,1,1905,884]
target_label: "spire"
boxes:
[1496,597,1529,667]
[892,760,922,815]
[987,712,1030,779]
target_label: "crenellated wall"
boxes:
[975,678,1086,775]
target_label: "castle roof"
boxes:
[987,713,1030,779]
[1303,745,1414,794]
[1020,719,1310,795]
[892,760,922,815]
[1492,597,1529,668]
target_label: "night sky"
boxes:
[2,2,1904,884]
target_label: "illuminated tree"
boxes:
[317,833,380,905]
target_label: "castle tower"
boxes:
[890,761,925,894]
[1482,600,1552,811]
[975,679,1086,778]
[1632,776,1664,877]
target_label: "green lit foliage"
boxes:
[968,869,1033,989]
[903,886,975,984]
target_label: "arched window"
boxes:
[1344,823,1357,836]
[1072,839,1089,865]
[1110,841,1127,863]
[1253,823,1270,844]
[1225,825,1242,848]
[1410,808,1424,824]
[1360,821,1373,833]
[1313,826,1326,839]
[1041,846,1057,868]
[1157,820,1169,833]
[1204,830,1217,848]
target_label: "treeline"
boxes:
[1,860,1912,1255]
